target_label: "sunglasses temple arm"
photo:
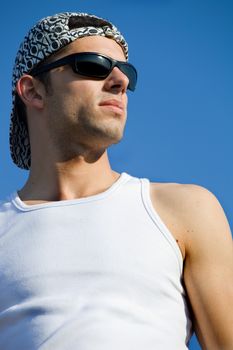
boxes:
[30,55,75,76]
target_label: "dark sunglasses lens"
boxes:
[119,64,137,91]
[75,56,111,78]
[74,54,137,91]
[128,68,137,91]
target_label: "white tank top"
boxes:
[0,173,192,349]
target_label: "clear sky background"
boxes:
[1,1,232,349]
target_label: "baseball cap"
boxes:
[10,12,128,169]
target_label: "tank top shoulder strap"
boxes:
[139,177,183,273]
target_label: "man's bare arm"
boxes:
[150,182,233,349]
[182,185,233,349]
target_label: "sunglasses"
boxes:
[30,52,137,91]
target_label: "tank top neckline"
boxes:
[11,172,131,212]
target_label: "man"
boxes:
[0,11,232,350]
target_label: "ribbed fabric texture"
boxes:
[0,173,192,349]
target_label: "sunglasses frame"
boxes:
[30,52,137,91]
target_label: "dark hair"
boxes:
[68,15,113,30]
[15,15,113,121]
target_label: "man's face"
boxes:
[43,36,129,156]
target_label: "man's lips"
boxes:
[99,99,124,111]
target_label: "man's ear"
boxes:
[16,75,45,110]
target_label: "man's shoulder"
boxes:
[148,181,230,258]
[0,193,16,216]
[149,180,219,217]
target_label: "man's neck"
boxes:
[18,150,120,204]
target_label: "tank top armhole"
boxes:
[140,178,183,274]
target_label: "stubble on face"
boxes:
[76,102,127,143]
[45,82,127,162]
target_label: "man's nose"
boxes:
[103,67,129,93]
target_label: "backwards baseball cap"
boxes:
[10,12,128,170]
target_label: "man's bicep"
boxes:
[183,186,233,350]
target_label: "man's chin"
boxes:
[89,122,125,142]
[97,132,124,148]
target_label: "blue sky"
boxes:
[1,1,232,349]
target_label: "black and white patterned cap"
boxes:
[10,12,128,170]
